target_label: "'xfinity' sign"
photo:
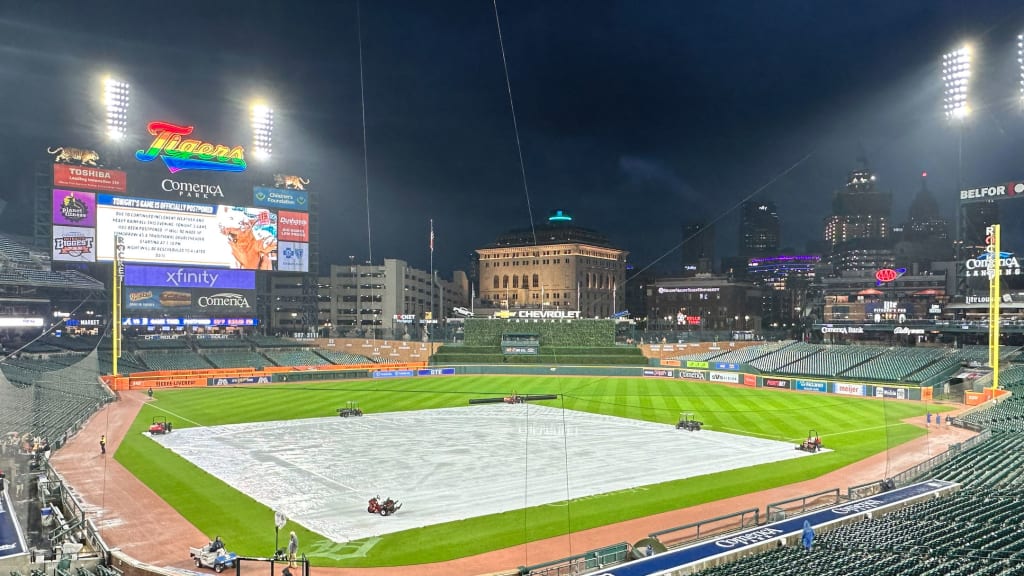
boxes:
[124,265,255,289]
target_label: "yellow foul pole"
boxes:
[988,225,1000,391]
[112,236,123,377]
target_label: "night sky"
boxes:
[3,1,1024,278]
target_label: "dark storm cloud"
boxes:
[3,1,1024,274]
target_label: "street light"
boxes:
[942,45,972,121]
[103,77,130,140]
[251,103,273,160]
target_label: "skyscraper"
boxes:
[894,172,951,271]
[681,221,714,275]
[823,164,893,273]
[739,200,780,257]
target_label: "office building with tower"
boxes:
[474,210,627,318]
[823,165,894,273]
[739,200,780,257]
[681,221,714,275]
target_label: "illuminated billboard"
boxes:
[53,190,96,227]
[53,164,126,193]
[125,286,256,315]
[52,225,96,262]
[95,195,277,269]
[123,265,255,289]
[253,186,308,210]
[136,121,246,173]
[278,242,308,272]
[278,211,309,242]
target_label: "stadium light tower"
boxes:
[251,103,273,160]
[103,76,130,140]
[1018,34,1024,104]
[942,45,972,121]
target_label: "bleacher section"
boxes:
[262,349,330,367]
[0,351,114,444]
[204,350,269,369]
[137,351,213,371]
[675,342,1018,385]
[248,335,310,348]
[684,363,1024,576]
[315,350,374,365]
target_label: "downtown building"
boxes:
[304,259,468,339]
[823,166,894,274]
[475,211,627,318]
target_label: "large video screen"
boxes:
[51,155,311,272]
[95,195,278,270]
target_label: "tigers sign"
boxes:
[136,121,246,174]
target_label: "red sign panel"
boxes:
[875,268,899,283]
[53,164,127,193]
[278,210,309,242]
[743,374,757,387]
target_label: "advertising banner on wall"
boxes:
[742,374,757,386]
[53,164,126,193]
[685,360,710,369]
[124,265,255,289]
[678,369,706,381]
[125,287,255,314]
[795,379,827,392]
[643,368,675,378]
[874,386,907,400]
[95,195,277,269]
[764,378,791,389]
[709,371,740,383]
[52,225,96,262]
[253,186,309,210]
[208,375,272,386]
[53,189,97,227]
[714,361,741,371]
[278,241,309,272]
[278,211,309,242]
[833,383,865,396]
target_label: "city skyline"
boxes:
[3,2,1024,279]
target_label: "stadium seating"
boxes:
[263,349,330,367]
[689,340,797,365]
[776,345,886,378]
[843,347,948,381]
[748,342,820,373]
[248,335,311,348]
[204,350,270,369]
[137,351,213,371]
[132,338,191,351]
[193,338,250,349]
[314,350,374,365]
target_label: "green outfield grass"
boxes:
[115,375,950,567]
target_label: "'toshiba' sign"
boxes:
[136,121,246,173]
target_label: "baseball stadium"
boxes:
[6,30,1024,576]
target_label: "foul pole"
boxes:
[987,225,1000,391]
[112,235,124,376]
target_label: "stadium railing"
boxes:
[649,508,760,548]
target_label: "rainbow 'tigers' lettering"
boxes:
[135,121,246,173]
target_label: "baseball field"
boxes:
[114,375,946,567]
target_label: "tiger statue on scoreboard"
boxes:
[274,174,310,190]
[47,146,100,166]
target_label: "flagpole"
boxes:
[429,219,434,326]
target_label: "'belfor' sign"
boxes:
[960,182,1023,202]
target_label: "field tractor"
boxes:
[797,430,823,453]
[149,417,173,435]
[675,412,703,431]
[338,401,364,417]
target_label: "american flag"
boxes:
[430,219,434,253]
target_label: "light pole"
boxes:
[943,44,972,294]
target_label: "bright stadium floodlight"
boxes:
[942,44,972,121]
[251,103,273,160]
[103,76,130,140]
[1018,34,1024,103]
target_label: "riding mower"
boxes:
[796,429,823,453]
[338,401,364,417]
[675,412,703,431]
[367,495,402,516]
[149,417,173,435]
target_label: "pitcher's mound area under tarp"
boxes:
[152,404,819,542]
